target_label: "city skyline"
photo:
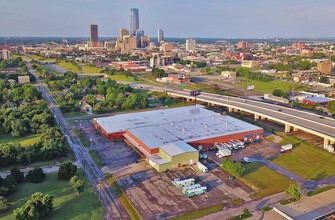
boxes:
[1,0,335,38]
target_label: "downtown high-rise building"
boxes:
[130,8,139,36]
[90,24,98,45]
[119,28,129,39]
[186,38,196,52]
[158,29,164,43]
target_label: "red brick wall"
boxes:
[124,131,159,154]
[188,129,263,150]
[92,120,125,141]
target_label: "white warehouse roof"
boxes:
[94,105,262,150]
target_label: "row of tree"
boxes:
[0,127,66,166]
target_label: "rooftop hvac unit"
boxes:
[170,121,174,126]
[192,118,195,123]
[182,128,186,133]
[211,115,215,120]
[204,124,208,129]
[225,121,228,126]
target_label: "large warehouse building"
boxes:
[93,105,263,172]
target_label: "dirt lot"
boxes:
[117,165,252,220]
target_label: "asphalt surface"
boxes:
[27,62,130,220]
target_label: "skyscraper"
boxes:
[119,28,129,39]
[130,8,139,36]
[158,29,164,43]
[186,38,196,52]
[90,24,98,45]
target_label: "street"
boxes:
[26,61,130,220]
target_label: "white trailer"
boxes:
[216,149,231,158]
[196,162,208,173]
[182,184,201,194]
[281,144,293,152]
[172,178,195,188]
[185,186,207,197]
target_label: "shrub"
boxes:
[10,167,25,183]
[27,168,46,183]
[58,161,77,180]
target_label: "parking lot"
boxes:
[117,165,252,220]
[75,120,150,178]
[206,139,281,165]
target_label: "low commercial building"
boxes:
[18,76,30,84]
[93,105,263,172]
[303,96,332,106]
[221,71,237,78]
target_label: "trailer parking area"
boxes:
[116,166,251,220]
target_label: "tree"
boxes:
[327,100,335,114]
[0,196,10,213]
[27,168,46,183]
[70,175,84,195]
[58,161,77,180]
[221,158,245,177]
[14,192,53,220]
[320,76,330,84]
[10,167,25,184]
[285,182,301,201]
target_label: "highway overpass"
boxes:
[163,89,335,148]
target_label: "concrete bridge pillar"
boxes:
[284,124,292,133]
[261,116,266,120]
[228,107,234,112]
[254,114,260,120]
[324,139,331,149]
[293,127,299,132]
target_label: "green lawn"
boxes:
[171,204,223,220]
[57,61,81,72]
[64,111,87,118]
[108,74,138,82]
[272,143,335,180]
[82,65,102,74]
[307,186,335,197]
[239,162,290,198]
[31,54,57,63]
[235,79,308,94]
[74,128,90,147]
[0,133,41,147]
[89,151,104,168]
[0,172,104,220]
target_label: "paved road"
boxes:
[27,62,130,220]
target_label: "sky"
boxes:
[1,0,335,38]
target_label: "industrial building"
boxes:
[93,105,263,172]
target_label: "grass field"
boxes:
[0,172,104,220]
[64,111,87,118]
[0,133,41,147]
[57,61,81,72]
[235,79,308,94]
[82,65,102,74]
[307,186,335,197]
[74,128,90,147]
[240,162,290,198]
[89,151,104,168]
[171,204,223,220]
[272,140,335,180]
[104,174,142,220]
[31,54,57,63]
[108,74,138,82]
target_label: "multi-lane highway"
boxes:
[131,83,335,145]
[27,62,130,220]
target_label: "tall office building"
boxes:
[186,38,196,52]
[120,28,129,39]
[90,24,98,45]
[158,29,164,43]
[130,8,139,36]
